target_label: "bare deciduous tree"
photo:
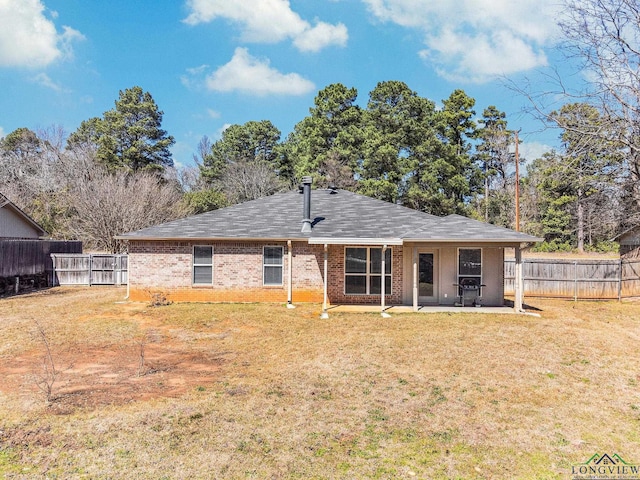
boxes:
[509,0,640,235]
[65,166,188,252]
[557,0,640,221]
[221,161,284,204]
[1,127,190,249]
[33,320,58,404]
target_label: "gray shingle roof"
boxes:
[406,214,541,242]
[118,189,541,244]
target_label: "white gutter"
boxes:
[116,236,310,242]
[309,237,542,245]
[402,238,543,244]
[117,236,541,245]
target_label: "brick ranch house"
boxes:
[118,178,541,314]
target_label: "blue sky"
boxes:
[0,0,574,169]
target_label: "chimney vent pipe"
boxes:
[301,176,312,233]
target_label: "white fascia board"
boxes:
[308,237,403,245]
[116,236,309,242]
[404,237,543,244]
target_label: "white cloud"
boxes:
[216,123,232,139]
[181,64,209,89]
[183,0,347,52]
[0,126,5,140]
[30,72,65,92]
[293,21,348,53]
[363,0,560,83]
[207,108,221,119]
[58,25,84,58]
[204,47,315,96]
[519,141,553,162]
[0,0,84,68]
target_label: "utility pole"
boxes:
[514,130,520,232]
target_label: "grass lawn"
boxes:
[0,288,639,479]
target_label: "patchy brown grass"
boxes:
[0,288,639,479]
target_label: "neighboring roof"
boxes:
[612,224,640,243]
[0,192,47,238]
[118,189,542,244]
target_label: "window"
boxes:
[345,247,391,295]
[458,248,482,294]
[193,246,213,285]
[263,246,284,286]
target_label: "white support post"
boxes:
[514,245,523,312]
[412,247,418,312]
[287,240,295,308]
[381,245,391,317]
[321,244,329,319]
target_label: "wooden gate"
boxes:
[51,254,128,286]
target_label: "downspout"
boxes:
[381,245,391,317]
[287,240,295,308]
[321,244,329,319]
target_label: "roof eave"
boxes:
[118,236,543,245]
[403,237,543,244]
[116,235,310,242]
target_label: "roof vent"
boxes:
[301,176,312,233]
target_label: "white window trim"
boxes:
[263,245,284,287]
[457,247,482,295]
[344,246,392,296]
[192,245,213,285]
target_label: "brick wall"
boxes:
[128,240,326,303]
[326,245,404,305]
[127,240,404,305]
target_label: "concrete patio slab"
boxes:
[326,304,535,315]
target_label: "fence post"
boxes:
[574,260,578,302]
[49,254,55,286]
[618,258,623,302]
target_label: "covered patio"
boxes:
[310,240,535,318]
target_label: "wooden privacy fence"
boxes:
[48,254,640,298]
[0,239,82,280]
[504,258,640,300]
[51,253,128,286]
